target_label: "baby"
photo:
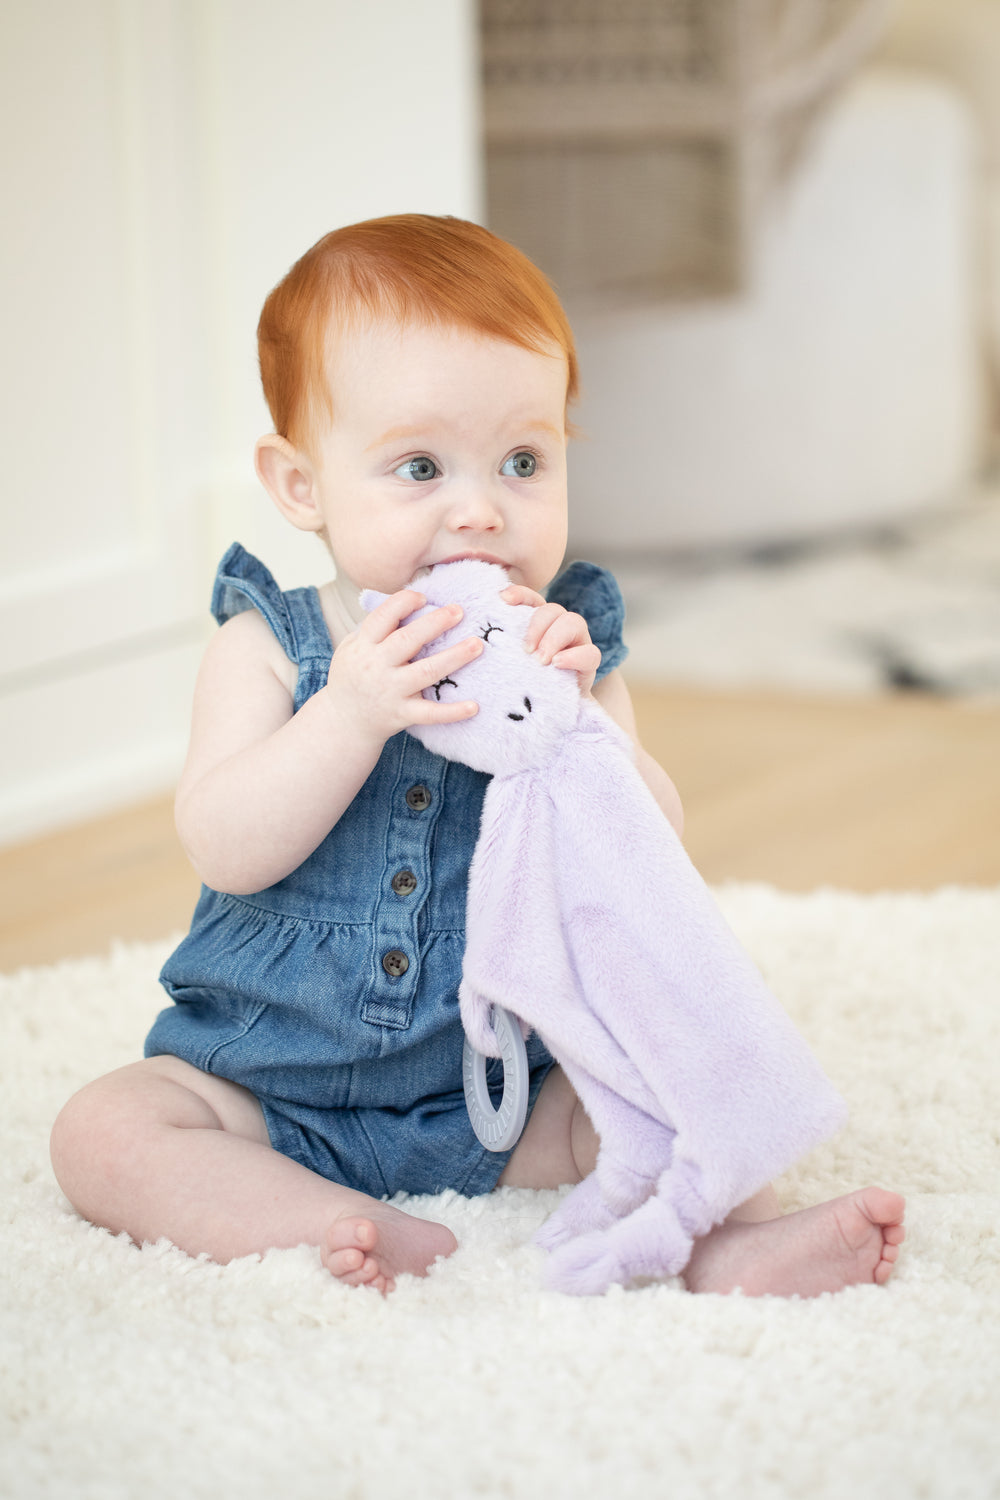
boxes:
[50,214,905,1296]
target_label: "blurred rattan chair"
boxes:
[482,0,893,304]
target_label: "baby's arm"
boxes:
[176,590,484,893]
[500,584,684,837]
[590,669,684,838]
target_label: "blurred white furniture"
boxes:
[566,68,982,554]
[882,0,1000,413]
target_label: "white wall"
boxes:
[0,0,480,846]
[195,0,483,589]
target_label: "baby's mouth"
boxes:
[413,554,511,579]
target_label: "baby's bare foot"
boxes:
[683,1187,906,1298]
[322,1201,457,1295]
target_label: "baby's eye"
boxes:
[500,451,537,479]
[394,456,439,482]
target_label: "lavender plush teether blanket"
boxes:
[362,561,847,1294]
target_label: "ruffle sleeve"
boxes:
[211,543,301,663]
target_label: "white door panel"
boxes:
[0,0,206,682]
[0,0,480,847]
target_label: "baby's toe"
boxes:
[874,1257,895,1285]
[330,1215,376,1250]
[322,1215,385,1283]
[335,1253,384,1289]
[325,1244,366,1279]
[347,1255,384,1288]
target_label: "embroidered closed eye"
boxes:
[480,622,504,642]
[430,676,459,699]
[507,697,533,721]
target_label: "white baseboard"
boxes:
[0,740,189,849]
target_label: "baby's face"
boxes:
[306,316,570,595]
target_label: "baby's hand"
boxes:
[327,589,482,742]
[500,584,601,697]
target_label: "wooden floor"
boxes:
[2,684,999,973]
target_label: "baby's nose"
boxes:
[449,485,504,530]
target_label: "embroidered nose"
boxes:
[507,696,533,722]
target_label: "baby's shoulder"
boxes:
[203,606,298,697]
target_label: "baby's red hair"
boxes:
[257,214,578,453]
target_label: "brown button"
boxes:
[382,949,409,977]
[391,869,418,897]
[405,784,431,811]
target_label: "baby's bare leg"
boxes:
[500,1067,905,1295]
[497,1064,595,1189]
[50,1056,455,1294]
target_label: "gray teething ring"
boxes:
[463,1005,529,1151]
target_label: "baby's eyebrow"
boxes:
[515,420,563,441]
[366,424,431,453]
[367,418,565,454]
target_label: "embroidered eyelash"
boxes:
[431,676,458,700]
[480,623,504,642]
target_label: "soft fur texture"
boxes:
[4,886,998,1500]
[364,562,847,1292]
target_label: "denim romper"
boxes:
[146,544,628,1199]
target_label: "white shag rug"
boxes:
[3,885,999,1500]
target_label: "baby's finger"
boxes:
[382,601,466,662]
[360,588,430,645]
[551,642,602,673]
[500,584,547,610]
[407,632,484,694]
[529,608,590,664]
[408,692,480,726]
[398,602,468,659]
[520,601,567,655]
[551,642,602,694]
